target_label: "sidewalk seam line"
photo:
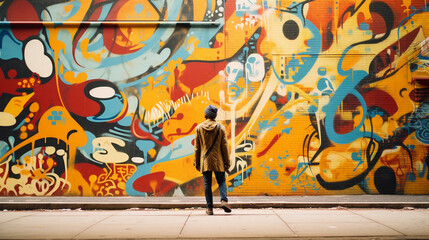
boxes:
[71,214,113,239]
[273,209,297,237]
[178,209,192,238]
[349,209,407,237]
[0,211,38,224]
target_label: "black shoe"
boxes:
[221,200,232,213]
[206,208,214,215]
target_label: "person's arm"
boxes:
[220,125,231,172]
[194,127,201,171]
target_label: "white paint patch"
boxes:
[45,146,56,155]
[131,157,144,164]
[89,86,116,99]
[24,39,53,78]
[0,112,16,126]
[246,53,265,82]
[56,149,66,156]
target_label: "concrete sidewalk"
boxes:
[1,208,429,239]
[1,195,429,210]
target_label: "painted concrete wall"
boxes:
[0,0,429,196]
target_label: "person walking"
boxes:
[194,104,232,215]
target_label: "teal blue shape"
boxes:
[0,31,23,60]
[269,169,278,180]
[318,67,327,76]
[360,23,369,30]
[317,78,332,91]
[351,150,363,171]
[284,111,293,119]
[0,140,10,157]
[136,140,156,162]
[407,172,416,182]
[135,3,143,14]
[282,128,292,134]
[118,116,132,127]
[309,105,317,114]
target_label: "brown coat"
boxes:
[194,119,231,173]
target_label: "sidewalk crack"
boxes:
[178,209,192,238]
[349,209,407,237]
[0,211,38,224]
[273,209,298,237]
[71,213,113,240]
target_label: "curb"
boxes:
[2,202,429,210]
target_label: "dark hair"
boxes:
[205,114,216,120]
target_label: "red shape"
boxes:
[7,69,17,79]
[257,133,282,158]
[333,89,398,134]
[103,27,142,54]
[61,81,101,117]
[166,123,197,139]
[372,28,420,73]
[7,0,42,41]
[170,81,187,102]
[362,89,398,116]
[179,61,226,91]
[410,88,429,102]
[133,172,175,195]
[277,96,288,105]
[235,121,248,137]
[131,113,170,146]
[69,163,105,181]
[224,0,236,21]
[133,172,165,193]
[412,77,429,86]
[334,114,355,134]
[359,12,386,35]
[102,1,142,54]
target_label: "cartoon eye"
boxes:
[283,20,299,40]
[89,86,116,99]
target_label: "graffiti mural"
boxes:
[0,0,429,196]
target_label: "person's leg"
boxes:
[215,171,231,213]
[214,171,228,202]
[203,171,214,212]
